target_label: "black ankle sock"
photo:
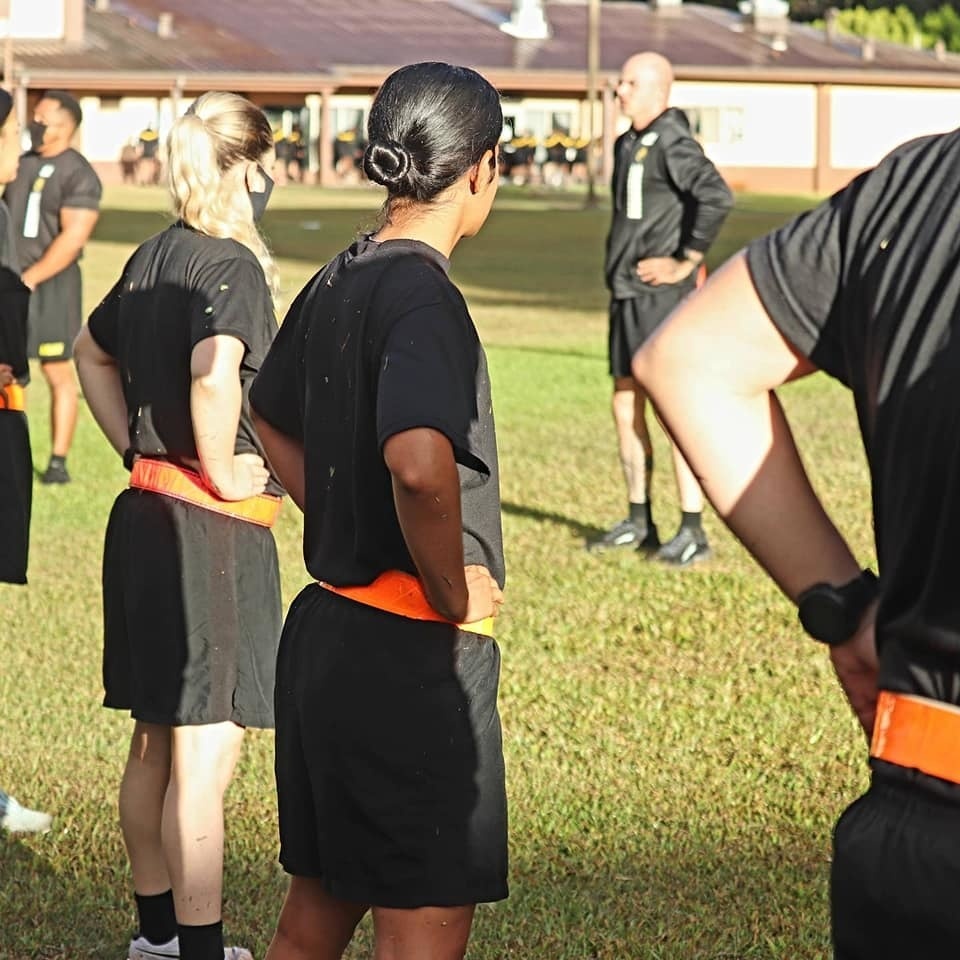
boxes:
[680,510,702,531]
[178,920,224,960]
[135,889,177,945]
[49,454,66,469]
[629,500,651,525]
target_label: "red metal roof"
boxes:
[13,0,960,91]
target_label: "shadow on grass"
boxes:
[493,831,832,959]
[483,344,602,363]
[502,499,601,541]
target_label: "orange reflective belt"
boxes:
[130,458,281,528]
[871,690,960,785]
[319,569,494,638]
[0,383,25,411]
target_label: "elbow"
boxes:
[389,460,441,497]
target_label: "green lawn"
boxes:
[0,184,873,959]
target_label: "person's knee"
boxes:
[42,361,77,392]
[170,723,244,792]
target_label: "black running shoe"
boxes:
[40,461,70,485]
[655,527,711,566]
[586,518,660,553]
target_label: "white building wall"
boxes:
[831,86,960,169]
[671,81,816,168]
[81,97,162,163]
[7,0,64,40]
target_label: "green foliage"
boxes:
[0,185,874,959]
[810,0,960,50]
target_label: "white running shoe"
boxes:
[128,935,253,960]
[0,796,53,833]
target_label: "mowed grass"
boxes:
[0,184,874,959]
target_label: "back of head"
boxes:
[166,91,277,294]
[363,62,502,205]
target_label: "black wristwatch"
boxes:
[796,569,879,646]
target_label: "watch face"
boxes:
[798,589,847,646]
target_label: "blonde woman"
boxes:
[74,92,282,960]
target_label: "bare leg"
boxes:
[265,876,368,960]
[41,360,78,458]
[611,376,651,504]
[372,905,476,960]
[163,721,245,925]
[671,440,704,513]
[120,721,173,894]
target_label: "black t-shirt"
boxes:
[87,223,282,496]
[3,148,102,269]
[0,201,30,382]
[746,127,960,796]
[605,108,732,300]
[250,236,505,589]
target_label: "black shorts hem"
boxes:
[102,695,274,730]
[277,858,509,908]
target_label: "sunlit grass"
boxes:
[0,184,872,959]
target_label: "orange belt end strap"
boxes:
[320,569,494,638]
[0,383,25,410]
[130,458,281,528]
[871,690,960,785]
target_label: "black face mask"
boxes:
[28,121,47,152]
[248,165,274,222]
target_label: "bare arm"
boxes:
[633,250,877,732]
[252,409,305,511]
[383,427,502,624]
[73,326,129,455]
[190,335,269,501]
[21,207,98,290]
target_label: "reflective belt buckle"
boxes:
[871,690,960,785]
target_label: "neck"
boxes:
[632,107,666,132]
[374,202,463,259]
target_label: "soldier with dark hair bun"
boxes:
[251,60,507,960]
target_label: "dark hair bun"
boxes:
[363,140,411,187]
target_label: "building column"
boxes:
[602,79,616,185]
[814,82,831,194]
[317,88,335,187]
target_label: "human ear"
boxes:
[469,150,497,193]
[244,161,265,192]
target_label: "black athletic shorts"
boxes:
[274,584,509,908]
[0,410,31,584]
[28,262,82,362]
[608,280,696,379]
[102,488,282,728]
[831,774,960,959]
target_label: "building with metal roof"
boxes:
[8,0,960,191]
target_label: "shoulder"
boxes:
[651,110,696,148]
[60,149,103,192]
[378,250,460,313]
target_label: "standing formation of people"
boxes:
[10,46,960,960]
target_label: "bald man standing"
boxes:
[587,52,732,564]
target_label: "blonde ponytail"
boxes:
[166,92,279,298]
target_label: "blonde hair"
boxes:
[166,92,278,296]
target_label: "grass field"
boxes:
[0,184,875,959]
